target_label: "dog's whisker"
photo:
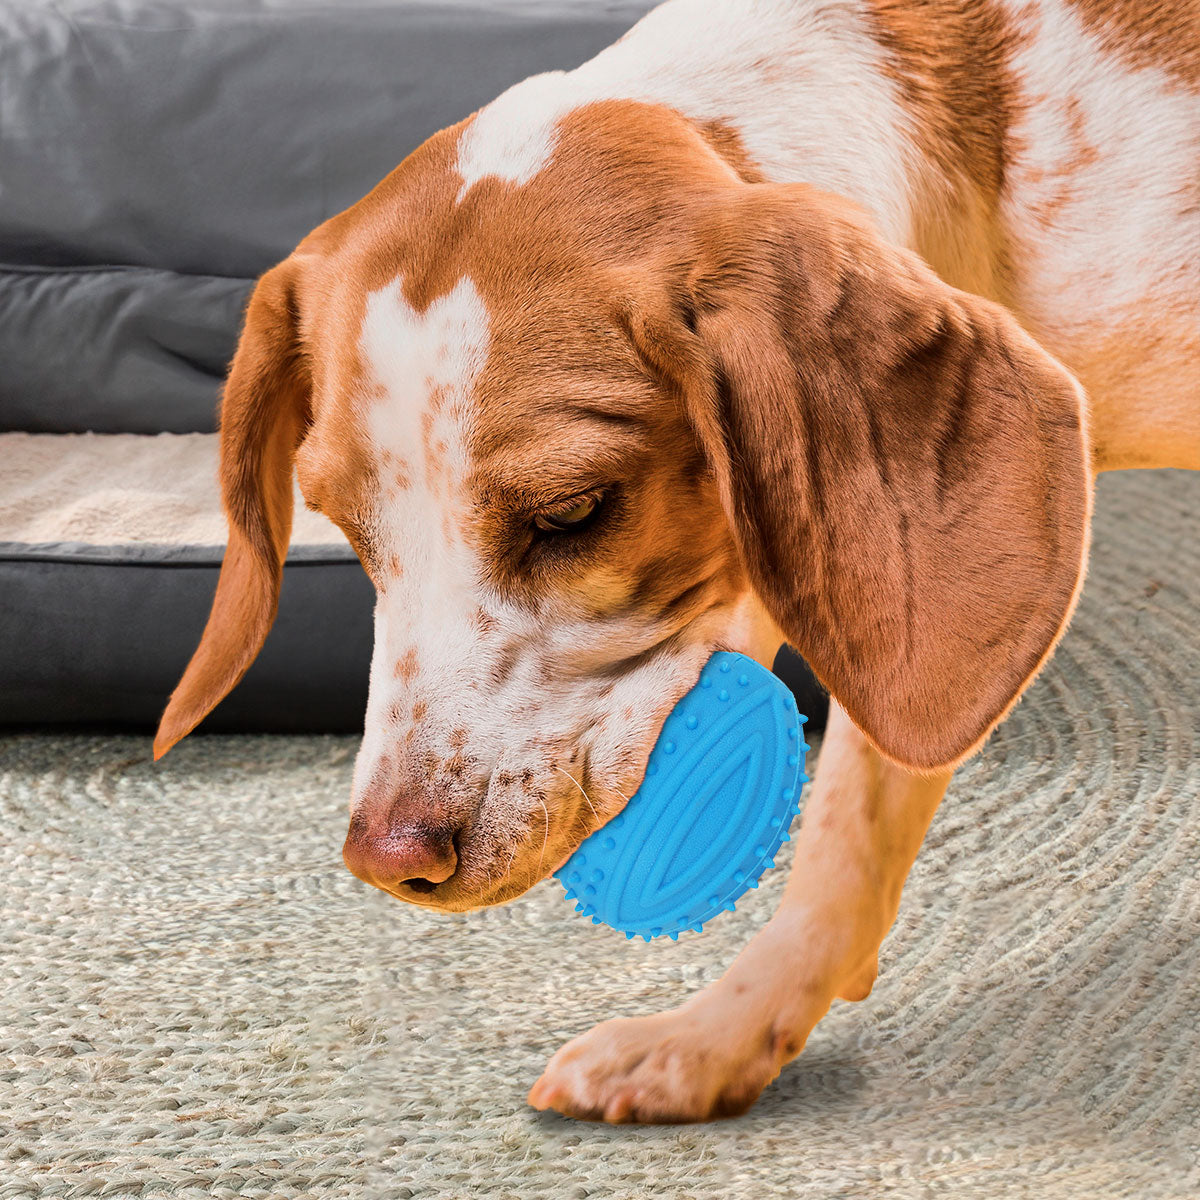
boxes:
[555,764,599,826]
[535,793,551,881]
[525,833,543,895]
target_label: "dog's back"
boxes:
[992,0,1199,468]
[460,0,1198,466]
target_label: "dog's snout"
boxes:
[342,808,460,895]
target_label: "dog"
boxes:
[154,0,1199,1123]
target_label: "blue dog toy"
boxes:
[555,652,809,941]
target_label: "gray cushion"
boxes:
[0,431,375,731]
[0,543,375,731]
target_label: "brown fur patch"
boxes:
[865,0,1023,300]
[394,647,419,683]
[1067,0,1200,89]
[444,103,747,623]
[443,753,469,780]
[377,447,412,490]
[154,259,314,756]
[1047,314,1200,470]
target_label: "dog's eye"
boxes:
[533,490,604,533]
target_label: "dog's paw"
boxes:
[527,1007,788,1124]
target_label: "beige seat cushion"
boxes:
[0,431,345,548]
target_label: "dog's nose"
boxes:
[342,814,459,894]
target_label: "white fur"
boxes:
[355,276,495,794]
[455,0,922,246]
[1001,0,1200,340]
[361,275,489,512]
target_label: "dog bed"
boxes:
[0,431,374,731]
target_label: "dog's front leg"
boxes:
[528,700,954,1123]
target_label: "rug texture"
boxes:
[1,469,1197,1198]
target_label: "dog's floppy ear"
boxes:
[682,184,1092,772]
[154,257,312,759]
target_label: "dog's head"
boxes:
[155,101,1091,910]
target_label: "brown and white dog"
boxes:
[154,0,1198,1123]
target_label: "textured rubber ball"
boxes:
[554,652,809,941]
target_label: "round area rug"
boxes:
[1,468,1197,1198]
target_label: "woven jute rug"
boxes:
[2,469,1197,1198]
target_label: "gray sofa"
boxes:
[0,0,827,733]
